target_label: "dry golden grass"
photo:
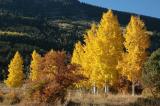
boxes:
[0,30,27,36]
[0,84,159,106]
[3,91,21,105]
[67,90,160,106]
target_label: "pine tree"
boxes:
[5,51,24,88]
[30,50,42,81]
[117,16,150,95]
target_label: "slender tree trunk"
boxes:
[79,88,82,96]
[132,82,135,96]
[105,84,109,94]
[93,82,96,94]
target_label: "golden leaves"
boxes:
[72,10,124,88]
[5,51,24,88]
[30,50,42,81]
[117,16,150,82]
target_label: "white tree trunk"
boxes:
[105,85,109,94]
[132,83,135,96]
[93,82,96,94]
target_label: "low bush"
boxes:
[0,89,4,102]
[25,51,85,105]
[142,88,154,98]
[3,91,20,105]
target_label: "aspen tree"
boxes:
[72,23,97,89]
[30,50,42,81]
[117,16,150,96]
[95,10,124,93]
[5,51,24,88]
[72,10,124,91]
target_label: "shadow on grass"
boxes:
[129,98,160,106]
[67,98,160,106]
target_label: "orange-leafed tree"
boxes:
[28,50,84,104]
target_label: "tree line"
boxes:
[2,10,160,104]
[71,10,151,96]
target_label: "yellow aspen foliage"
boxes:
[72,10,124,88]
[95,9,124,86]
[30,50,42,81]
[71,41,84,66]
[5,51,24,88]
[82,23,99,88]
[72,23,97,88]
[117,16,150,82]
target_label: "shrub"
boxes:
[142,88,154,98]
[4,92,20,105]
[26,50,85,105]
[142,48,160,98]
[0,90,4,102]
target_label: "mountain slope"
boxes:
[0,0,159,53]
[0,0,159,32]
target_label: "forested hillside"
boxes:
[0,0,160,80]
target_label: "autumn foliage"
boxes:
[2,9,154,104]
[28,50,84,104]
[72,10,150,95]
[30,50,42,81]
[5,51,24,88]
[72,10,124,88]
[117,16,150,82]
